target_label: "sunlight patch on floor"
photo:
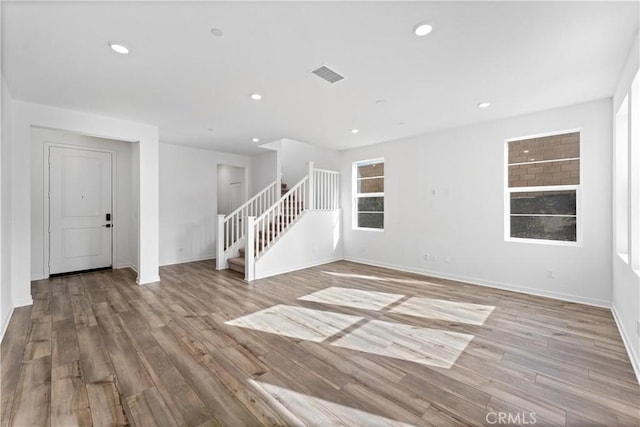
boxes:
[390,297,495,326]
[225,304,363,342]
[332,319,474,368]
[322,271,444,287]
[249,379,419,427]
[298,286,404,310]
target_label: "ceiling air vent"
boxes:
[312,65,345,84]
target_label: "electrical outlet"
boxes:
[545,270,554,279]
[423,253,429,261]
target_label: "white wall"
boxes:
[1,76,13,338]
[254,210,343,279]
[612,33,640,380]
[341,99,612,307]
[280,139,340,186]
[250,150,278,196]
[30,128,135,280]
[159,143,250,266]
[10,101,160,303]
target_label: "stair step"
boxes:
[227,256,245,274]
[238,247,245,257]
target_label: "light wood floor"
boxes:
[1,260,639,426]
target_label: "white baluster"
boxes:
[216,214,225,270]
[246,216,255,281]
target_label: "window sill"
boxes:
[617,252,629,264]
[353,227,385,233]
[505,237,582,247]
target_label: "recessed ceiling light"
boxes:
[375,99,388,105]
[108,42,129,54]
[250,93,262,100]
[252,138,260,143]
[399,122,406,125]
[207,127,214,131]
[210,28,223,37]
[351,129,359,134]
[477,102,491,108]
[413,23,433,37]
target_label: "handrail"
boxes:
[313,168,340,174]
[216,180,278,269]
[226,180,277,220]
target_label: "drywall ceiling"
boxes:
[2,1,638,155]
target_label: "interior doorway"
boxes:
[217,164,246,215]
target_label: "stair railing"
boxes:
[312,168,341,210]
[216,180,278,269]
[246,176,308,280]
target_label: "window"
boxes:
[353,158,384,230]
[631,70,640,272]
[506,131,581,244]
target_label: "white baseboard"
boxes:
[159,255,215,267]
[1,296,33,342]
[13,296,33,307]
[0,305,15,343]
[343,257,611,308]
[136,275,161,285]
[255,256,343,281]
[611,305,640,383]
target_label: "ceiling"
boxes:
[2,1,638,155]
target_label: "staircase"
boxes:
[217,161,340,280]
[227,183,292,275]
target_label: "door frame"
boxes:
[43,142,117,278]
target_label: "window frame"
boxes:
[352,157,385,232]
[615,96,629,262]
[504,129,583,246]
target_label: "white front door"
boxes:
[49,146,113,274]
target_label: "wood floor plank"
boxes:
[51,360,92,427]
[0,307,32,427]
[125,387,179,427]
[52,318,81,368]
[138,345,215,427]
[8,355,52,426]
[86,381,128,427]
[76,325,114,384]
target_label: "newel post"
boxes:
[246,216,256,281]
[308,161,315,210]
[216,214,225,270]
